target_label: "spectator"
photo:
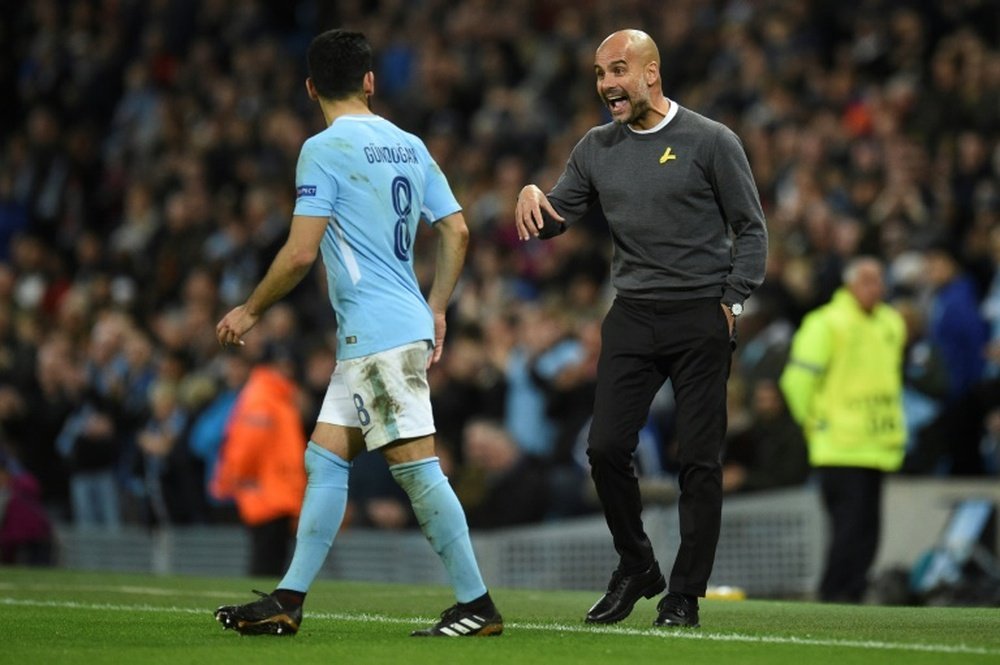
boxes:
[893,298,950,455]
[0,333,78,518]
[454,419,549,530]
[188,351,251,523]
[0,445,54,566]
[980,226,1000,379]
[0,172,29,262]
[723,379,809,494]
[502,301,583,460]
[345,452,414,531]
[298,343,336,421]
[430,323,505,459]
[544,315,603,517]
[55,314,131,530]
[905,371,1000,478]
[132,380,201,526]
[921,238,988,404]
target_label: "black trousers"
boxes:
[817,466,884,602]
[248,515,293,577]
[587,296,732,597]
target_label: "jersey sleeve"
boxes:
[293,139,337,217]
[419,144,462,224]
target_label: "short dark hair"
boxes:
[307,29,372,100]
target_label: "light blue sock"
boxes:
[277,442,350,593]
[390,457,487,603]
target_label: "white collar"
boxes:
[628,98,678,134]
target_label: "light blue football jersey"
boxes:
[293,115,461,360]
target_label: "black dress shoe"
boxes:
[653,592,700,628]
[585,562,666,624]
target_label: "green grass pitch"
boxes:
[1,567,998,665]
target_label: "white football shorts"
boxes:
[317,340,435,450]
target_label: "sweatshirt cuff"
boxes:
[721,287,746,306]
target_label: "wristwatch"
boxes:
[726,302,743,317]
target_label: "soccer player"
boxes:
[213,29,502,638]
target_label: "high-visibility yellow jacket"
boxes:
[779,288,907,471]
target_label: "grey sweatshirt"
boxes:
[548,103,768,305]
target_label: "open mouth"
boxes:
[606,94,629,114]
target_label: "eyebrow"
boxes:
[595,58,628,70]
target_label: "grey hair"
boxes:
[842,256,883,285]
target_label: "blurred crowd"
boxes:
[0,0,997,553]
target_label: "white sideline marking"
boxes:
[2,596,998,657]
[0,582,228,598]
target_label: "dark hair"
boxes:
[920,234,963,265]
[307,29,372,100]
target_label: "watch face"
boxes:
[730,303,743,316]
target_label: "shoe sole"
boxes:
[653,618,700,628]
[215,610,300,636]
[411,622,504,637]
[585,575,667,625]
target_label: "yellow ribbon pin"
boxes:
[659,147,677,164]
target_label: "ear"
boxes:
[305,77,319,101]
[363,71,375,97]
[646,61,659,87]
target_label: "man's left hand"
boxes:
[721,303,735,336]
[429,311,446,368]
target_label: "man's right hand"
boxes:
[515,185,565,241]
[216,304,259,348]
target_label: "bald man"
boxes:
[515,29,768,628]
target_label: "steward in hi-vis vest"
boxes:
[781,286,907,471]
[780,257,907,603]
